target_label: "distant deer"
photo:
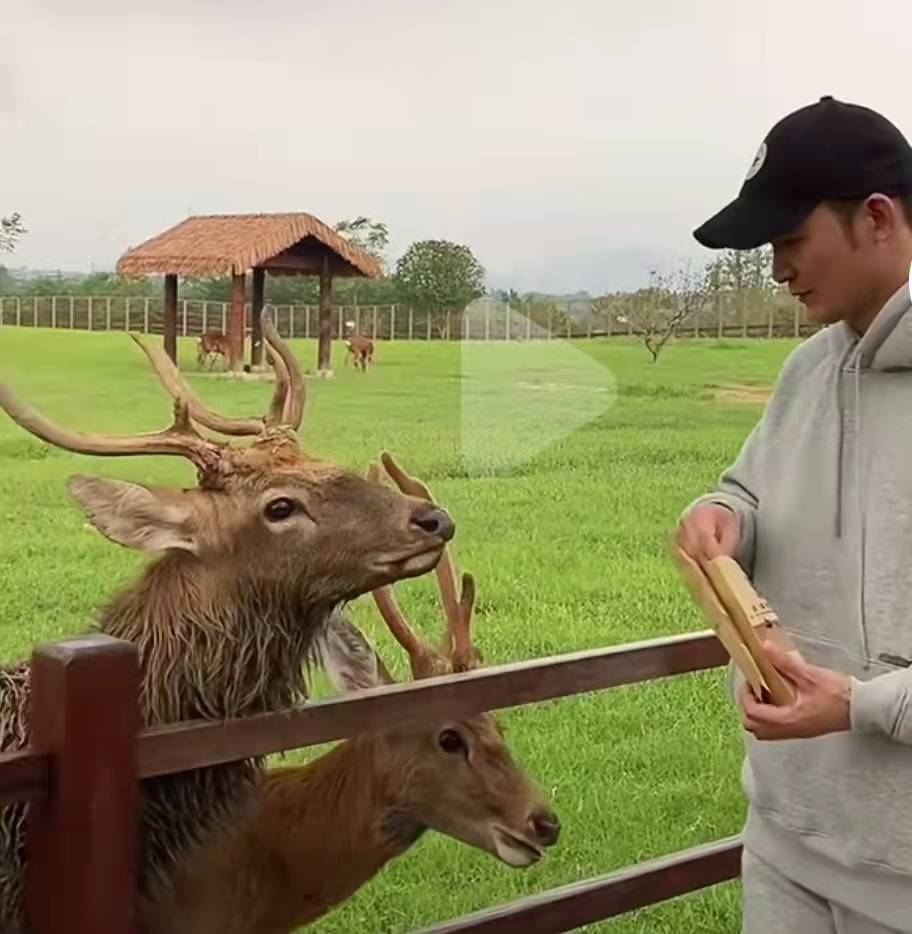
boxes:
[197,330,232,369]
[344,334,374,371]
[0,312,455,932]
[145,452,560,934]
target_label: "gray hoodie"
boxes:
[692,279,912,930]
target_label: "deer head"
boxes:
[0,314,451,594]
[312,453,560,869]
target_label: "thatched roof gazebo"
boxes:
[116,212,382,374]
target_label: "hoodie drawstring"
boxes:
[854,363,870,666]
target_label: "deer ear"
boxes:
[312,612,395,693]
[66,475,199,554]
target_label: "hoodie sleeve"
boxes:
[683,419,764,576]
[850,670,912,744]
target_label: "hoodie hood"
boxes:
[831,280,912,539]
[828,279,912,371]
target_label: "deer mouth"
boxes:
[377,544,445,578]
[491,826,545,868]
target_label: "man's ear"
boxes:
[67,474,198,554]
[311,611,395,694]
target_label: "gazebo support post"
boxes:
[317,254,334,377]
[229,272,246,372]
[251,267,265,369]
[163,274,178,364]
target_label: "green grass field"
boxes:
[0,328,796,932]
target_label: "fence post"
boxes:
[70,297,75,330]
[25,634,139,934]
[51,297,57,330]
[15,296,21,327]
[125,298,130,332]
[390,305,395,341]
[372,305,378,340]
[87,298,93,331]
[408,307,414,340]
[106,297,112,331]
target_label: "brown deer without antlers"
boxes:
[344,334,374,371]
[0,312,455,933]
[145,452,560,934]
[196,330,232,369]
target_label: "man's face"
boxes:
[770,203,882,327]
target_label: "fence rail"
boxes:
[0,629,740,932]
[0,295,819,340]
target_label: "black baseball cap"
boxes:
[693,96,912,249]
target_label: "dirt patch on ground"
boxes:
[712,383,772,405]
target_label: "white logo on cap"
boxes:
[745,141,767,181]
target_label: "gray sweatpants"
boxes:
[742,848,908,934]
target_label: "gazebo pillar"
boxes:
[229,273,246,372]
[163,274,178,364]
[251,267,265,368]
[317,254,334,377]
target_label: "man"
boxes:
[679,95,912,933]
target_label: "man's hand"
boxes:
[740,641,851,740]
[677,503,739,561]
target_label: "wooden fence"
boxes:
[0,295,818,341]
[0,629,744,933]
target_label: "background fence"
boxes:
[0,295,819,341]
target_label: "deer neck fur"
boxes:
[101,553,325,724]
[146,735,427,934]
[104,552,333,905]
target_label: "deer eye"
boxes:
[438,729,466,755]
[264,497,296,522]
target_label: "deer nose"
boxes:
[411,506,455,541]
[530,809,560,847]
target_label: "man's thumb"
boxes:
[762,639,806,680]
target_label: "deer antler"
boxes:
[378,451,462,642]
[129,334,265,437]
[452,571,480,673]
[365,461,450,679]
[260,308,304,431]
[0,385,226,476]
[371,452,481,677]
[129,307,304,438]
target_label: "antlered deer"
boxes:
[344,334,374,371]
[144,453,560,934]
[0,312,454,933]
[197,330,231,369]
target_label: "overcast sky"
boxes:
[2,0,911,293]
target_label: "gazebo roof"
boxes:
[116,212,383,280]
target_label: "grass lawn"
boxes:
[0,327,796,932]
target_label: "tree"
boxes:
[394,240,485,336]
[613,263,709,363]
[0,213,26,253]
[333,217,390,272]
